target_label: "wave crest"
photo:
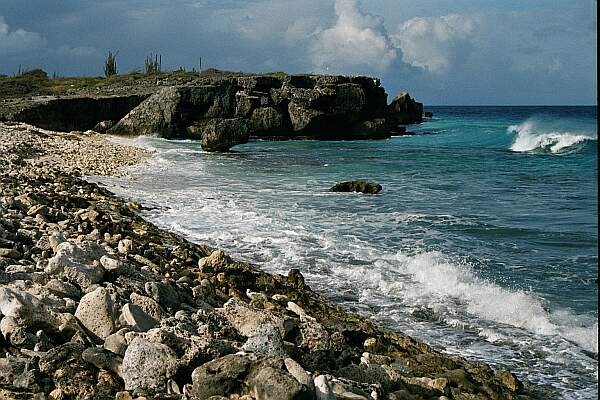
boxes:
[508,119,597,154]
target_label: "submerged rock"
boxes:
[330,181,382,194]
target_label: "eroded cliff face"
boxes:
[1,73,424,150]
[108,74,422,144]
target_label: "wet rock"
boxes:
[122,337,179,392]
[495,370,523,392]
[330,181,382,194]
[74,286,116,340]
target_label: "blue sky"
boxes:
[0,0,596,105]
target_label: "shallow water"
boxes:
[98,106,598,398]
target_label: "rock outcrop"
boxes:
[330,181,383,194]
[107,74,420,149]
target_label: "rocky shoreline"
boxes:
[0,121,544,400]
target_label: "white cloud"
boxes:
[392,14,480,73]
[0,16,46,54]
[309,0,397,73]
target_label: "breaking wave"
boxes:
[508,118,597,154]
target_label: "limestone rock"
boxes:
[120,303,158,332]
[219,297,284,338]
[190,354,253,399]
[74,287,116,340]
[46,241,105,288]
[201,118,249,152]
[122,337,178,392]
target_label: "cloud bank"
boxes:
[0,0,596,104]
[0,16,45,54]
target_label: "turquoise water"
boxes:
[101,106,598,398]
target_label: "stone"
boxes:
[201,118,249,152]
[330,181,382,194]
[104,330,129,356]
[249,107,285,133]
[0,287,66,336]
[130,292,165,321]
[39,342,85,373]
[284,358,315,393]
[120,303,158,332]
[82,347,123,376]
[121,337,179,392]
[44,279,81,299]
[93,120,115,133]
[46,241,105,288]
[118,239,134,254]
[48,231,66,252]
[495,370,523,392]
[246,362,311,400]
[75,287,116,340]
[388,92,423,125]
[242,324,287,357]
[219,297,284,337]
[190,354,253,399]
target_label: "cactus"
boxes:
[104,51,118,77]
[144,53,162,75]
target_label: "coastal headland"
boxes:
[1,69,422,150]
[0,70,546,399]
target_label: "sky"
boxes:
[0,0,597,105]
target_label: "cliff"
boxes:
[1,71,424,151]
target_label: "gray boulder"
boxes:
[45,241,106,288]
[74,286,116,340]
[122,337,179,392]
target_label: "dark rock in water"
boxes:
[93,120,114,133]
[330,181,382,194]
[423,111,433,118]
[201,118,249,152]
[388,92,423,125]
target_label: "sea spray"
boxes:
[508,117,597,153]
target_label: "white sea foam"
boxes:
[508,119,596,153]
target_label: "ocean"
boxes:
[98,106,598,398]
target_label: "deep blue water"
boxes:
[100,106,598,398]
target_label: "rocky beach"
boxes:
[0,116,546,400]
